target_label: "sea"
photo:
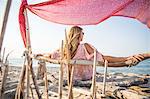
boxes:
[8,58,150,74]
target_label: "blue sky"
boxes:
[0,0,150,59]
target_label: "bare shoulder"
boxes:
[84,43,94,54]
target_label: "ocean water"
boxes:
[8,58,150,74]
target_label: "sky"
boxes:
[0,0,150,59]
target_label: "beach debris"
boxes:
[115,78,148,87]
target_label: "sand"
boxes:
[0,66,150,99]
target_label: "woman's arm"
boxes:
[84,43,149,67]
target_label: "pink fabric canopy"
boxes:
[27,0,132,25]
[19,0,150,47]
[114,0,150,28]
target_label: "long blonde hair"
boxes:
[64,26,83,59]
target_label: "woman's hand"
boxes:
[35,53,51,58]
[125,54,145,67]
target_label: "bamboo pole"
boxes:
[58,40,64,99]
[91,49,97,99]
[102,60,108,96]
[0,0,12,53]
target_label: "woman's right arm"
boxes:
[35,49,61,59]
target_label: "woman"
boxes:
[38,26,150,81]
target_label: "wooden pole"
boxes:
[43,62,49,99]
[102,60,108,96]
[15,64,26,99]
[30,64,41,99]
[33,55,128,67]
[91,49,97,99]
[65,32,73,99]
[30,85,34,99]
[2,48,5,63]
[65,31,71,86]
[0,0,12,53]
[68,65,74,99]
[24,8,30,99]
[58,40,64,99]
[0,48,5,75]
[25,63,30,99]
[24,8,41,99]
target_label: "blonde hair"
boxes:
[64,26,83,59]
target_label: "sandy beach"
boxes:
[0,65,150,99]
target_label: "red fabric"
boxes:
[19,0,150,47]
[27,0,133,25]
[114,0,150,28]
[19,0,27,47]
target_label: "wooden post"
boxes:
[58,40,64,99]
[24,7,41,99]
[65,31,73,99]
[24,8,31,99]
[30,85,34,99]
[30,64,41,99]
[68,65,74,99]
[0,0,12,53]
[102,60,108,96]
[43,62,49,99]
[25,63,30,99]
[91,49,97,99]
[65,31,71,86]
